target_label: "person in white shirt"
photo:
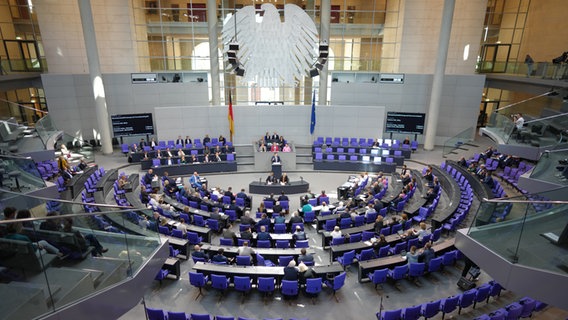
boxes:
[177,218,188,236]
[330,226,343,239]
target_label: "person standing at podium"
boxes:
[271,152,281,163]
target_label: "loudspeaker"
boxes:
[309,68,319,78]
[229,43,239,51]
[457,277,476,290]
[235,67,245,76]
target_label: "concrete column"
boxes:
[318,0,331,105]
[208,0,221,106]
[423,0,455,150]
[77,0,112,154]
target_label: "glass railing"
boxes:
[0,154,46,197]
[442,126,475,157]
[529,146,568,186]
[35,114,96,163]
[35,114,59,148]
[477,60,568,80]
[467,187,568,274]
[0,192,162,320]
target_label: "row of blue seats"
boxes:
[314,153,398,164]
[439,163,474,233]
[147,307,308,320]
[36,159,59,180]
[313,136,418,150]
[473,296,547,320]
[376,280,503,320]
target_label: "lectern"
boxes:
[272,163,282,178]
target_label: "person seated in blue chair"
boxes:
[257,213,271,229]
[237,241,256,263]
[211,248,228,264]
[274,212,286,224]
[293,225,307,241]
[283,260,299,281]
[240,227,253,241]
[189,171,202,190]
[297,248,313,265]
[257,225,272,241]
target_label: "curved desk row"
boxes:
[446,160,493,200]
[357,238,455,282]
[130,147,234,162]
[313,160,397,173]
[248,180,310,195]
[68,165,98,198]
[192,261,344,282]
[429,166,462,230]
[162,196,230,224]
[140,161,237,175]
[403,169,428,216]
[200,243,313,265]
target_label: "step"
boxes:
[71,256,129,289]
[29,267,95,308]
[0,283,49,320]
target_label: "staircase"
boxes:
[295,144,314,171]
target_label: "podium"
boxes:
[272,163,282,178]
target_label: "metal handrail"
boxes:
[482,197,568,204]
[494,91,552,112]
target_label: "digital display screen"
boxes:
[111,113,154,137]
[385,112,426,135]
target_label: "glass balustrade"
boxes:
[529,146,568,186]
[0,192,163,320]
[467,187,568,275]
[442,127,475,157]
[0,154,46,199]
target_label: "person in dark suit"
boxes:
[273,201,283,215]
[423,187,437,206]
[224,187,235,202]
[257,213,271,229]
[143,169,156,185]
[218,135,226,146]
[278,191,289,201]
[191,245,209,261]
[289,212,303,224]
[203,134,211,145]
[139,138,147,148]
[211,248,228,264]
[266,172,277,184]
[271,132,279,141]
[240,211,256,229]
[257,225,272,241]
[240,227,253,241]
[184,136,192,146]
[271,152,281,163]
[283,260,298,281]
[175,135,183,146]
[213,152,222,162]
[373,199,384,213]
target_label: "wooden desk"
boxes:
[167,235,190,260]
[163,257,181,280]
[357,238,456,282]
[329,233,401,263]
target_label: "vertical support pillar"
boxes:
[423,0,455,150]
[77,0,113,154]
[318,0,331,105]
[208,0,221,106]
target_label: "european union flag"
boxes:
[310,90,316,134]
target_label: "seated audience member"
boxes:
[298,262,316,285]
[175,135,184,146]
[240,227,253,241]
[265,172,277,185]
[139,138,147,149]
[283,260,299,281]
[301,199,313,215]
[212,152,222,162]
[218,135,226,145]
[211,248,228,264]
[297,248,313,264]
[259,142,267,152]
[330,226,343,239]
[16,209,34,228]
[270,143,280,152]
[273,201,283,215]
[257,225,272,241]
[483,171,495,188]
[282,143,292,152]
[192,245,209,261]
[257,202,267,215]
[373,215,385,234]
[271,132,280,141]
[189,154,198,163]
[155,149,162,159]
[264,132,271,143]
[257,213,271,229]
[320,201,330,213]
[402,136,411,145]
[400,229,417,240]
[423,187,437,206]
[117,174,129,190]
[240,211,256,229]
[372,234,388,254]
[432,177,441,195]
[222,222,237,245]
[203,134,211,145]
[6,222,68,259]
[416,222,430,241]
[237,241,255,261]
[76,159,88,172]
[274,212,286,224]
[373,199,384,213]
[293,225,307,241]
[143,169,157,186]
[63,218,108,257]
[423,166,434,185]
[317,190,327,203]
[189,171,202,189]
[280,173,290,185]
[149,137,157,150]
[58,155,73,180]
[278,191,289,201]
[177,217,188,236]
[39,211,61,231]
[130,143,139,153]
[458,156,467,167]
[177,147,185,158]
[289,211,303,224]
